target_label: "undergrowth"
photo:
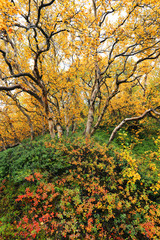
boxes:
[0,126,160,239]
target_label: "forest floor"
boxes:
[0,125,160,239]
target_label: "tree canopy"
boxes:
[0,0,160,148]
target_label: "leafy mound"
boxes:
[0,136,70,183]
[0,138,160,239]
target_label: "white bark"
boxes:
[107,107,160,146]
[48,118,55,138]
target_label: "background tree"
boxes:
[0,0,160,146]
[77,0,160,136]
[0,0,83,138]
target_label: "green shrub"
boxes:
[0,138,159,239]
[0,139,70,183]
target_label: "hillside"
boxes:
[0,127,160,240]
[0,0,160,239]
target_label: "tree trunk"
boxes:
[85,105,95,136]
[90,89,119,136]
[66,124,70,136]
[48,118,55,139]
[85,79,99,136]
[29,121,35,141]
[64,111,70,136]
[2,111,20,144]
[56,123,63,138]
[7,93,35,141]
[0,134,6,151]
[71,117,76,133]
[41,115,47,135]
[85,0,100,136]
[90,102,109,136]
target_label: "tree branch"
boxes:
[0,84,21,91]
[2,73,38,83]
[36,0,56,26]
[107,108,160,146]
[50,29,69,38]
[0,84,43,105]
[0,49,14,74]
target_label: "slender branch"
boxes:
[36,0,56,26]
[152,109,160,116]
[118,50,160,84]
[27,0,31,22]
[50,29,69,38]
[121,40,160,57]
[99,9,114,27]
[149,112,160,122]
[107,108,160,146]
[2,73,38,83]
[100,4,138,44]
[0,84,43,105]
[92,0,97,18]
[14,23,29,30]
[0,49,14,74]
[0,84,21,91]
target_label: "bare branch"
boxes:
[50,29,69,38]
[2,73,38,83]
[100,4,138,44]
[99,9,115,27]
[0,84,21,91]
[0,84,43,105]
[152,109,160,116]
[0,49,14,74]
[36,0,56,26]
[118,50,160,84]
[107,108,160,146]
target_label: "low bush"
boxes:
[0,138,70,183]
[0,138,159,239]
